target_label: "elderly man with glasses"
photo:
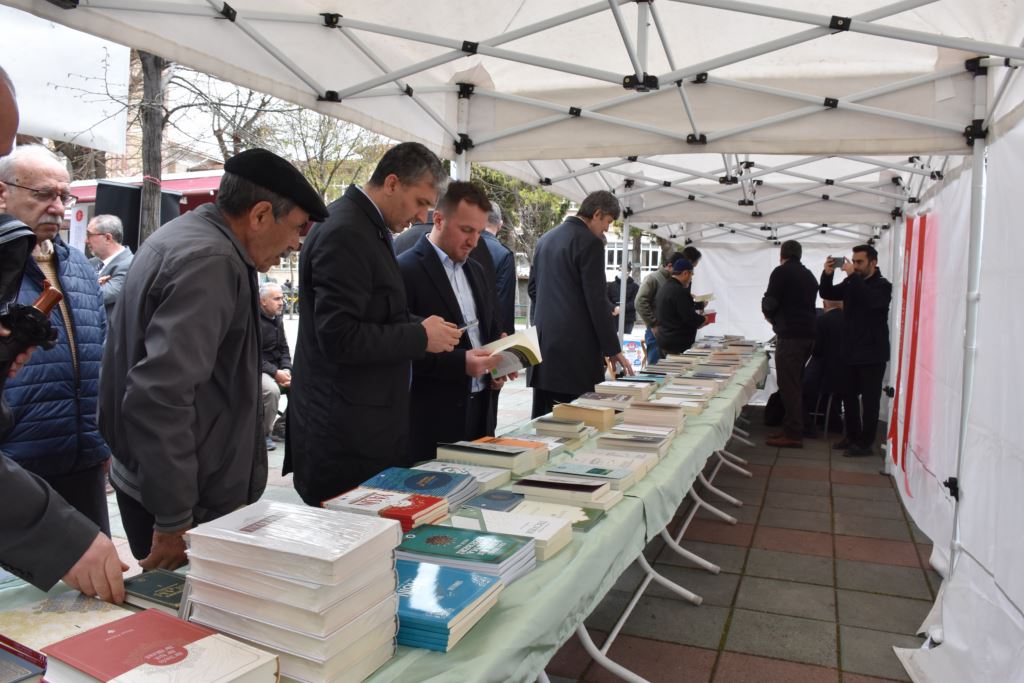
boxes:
[0,144,111,536]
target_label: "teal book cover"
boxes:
[363,467,473,498]
[395,560,499,632]
[463,490,524,512]
[123,568,186,610]
[398,525,527,565]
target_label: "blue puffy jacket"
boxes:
[1,237,110,476]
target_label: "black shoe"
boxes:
[844,445,874,457]
[833,437,853,450]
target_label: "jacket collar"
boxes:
[413,234,465,325]
[195,204,255,271]
[345,185,389,238]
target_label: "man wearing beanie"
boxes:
[100,148,328,570]
[654,258,706,355]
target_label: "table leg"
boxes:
[698,472,743,507]
[730,430,756,447]
[715,450,752,478]
[661,527,721,574]
[577,624,651,683]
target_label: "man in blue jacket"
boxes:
[0,144,110,534]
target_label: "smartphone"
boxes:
[458,320,479,332]
[830,256,847,268]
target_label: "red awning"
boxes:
[71,173,223,204]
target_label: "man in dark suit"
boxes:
[286,142,463,505]
[528,190,634,418]
[398,182,505,461]
[480,204,516,335]
[85,214,133,318]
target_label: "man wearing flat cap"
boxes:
[99,148,327,570]
[654,258,707,356]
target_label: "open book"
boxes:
[481,326,542,377]
[693,292,715,303]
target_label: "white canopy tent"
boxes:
[4,1,1023,681]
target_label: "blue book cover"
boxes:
[362,467,473,499]
[397,630,449,651]
[395,560,500,633]
[462,490,524,512]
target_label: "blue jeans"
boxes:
[644,328,660,365]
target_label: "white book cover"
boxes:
[323,488,434,515]
[613,423,675,438]
[449,507,571,547]
[571,451,649,476]
[413,460,512,491]
[587,448,660,474]
[543,462,636,490]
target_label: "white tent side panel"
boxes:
[894,114,1024,682]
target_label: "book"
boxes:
[611,422,677,440]
[435,441,538,475]
[448,506,573,560]
[532,416,586,437]
[189,594,397,663]
[480,326,542,376]
[186,566,397,638]
[473,436,549,467]
[647,395,706,416]
[395,560,503,651]
[0,634,45,683]
[511,485,623,512]
[360,467,480,509]
[462,489,525,512]
[693,292,715,303]
[573,392,633,411]
[552,403,615,431]
[703,310,718,324]
[509,473,623,510]
[623,401,687,428]
[582,449,659,476]
[124,569,187,616]
[511,500,606,532]
[322,487,447,531]
[42,609,278,682]
[543,462,637,492]
[597,433,672,458]
[0,593,131,651]
[594,380,653,400]
[395,525,536,584]
[186,551,395,613]
[269,629,394,683]
[184,501,403,584]
[412,460,511,492]
[509,433,570,457]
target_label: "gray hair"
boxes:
[367,141,447,192]
[90,214,124,243]
[487,202,503,227]
[259,283,283,300]
[216,172,297,220]
[0,144,64,183]
[577,190,621,220]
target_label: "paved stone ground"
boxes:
[545,407,938,683]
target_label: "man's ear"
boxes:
[249,200,275,229]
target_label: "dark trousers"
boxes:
[803,360,844,433]
[465,390,492,440]
[644,328,660,365]
[45,462,111,537]
[113,487,156,561]
[486,388,500,435]
[842,363,887,448]
[531,388,581,419]
[775,337,815,439]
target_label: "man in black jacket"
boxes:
[528,190,633,417]
[259,282,291,451]
[607,271,640,334]
[819,244,893,457]
[399,182,504,461]
[655,258,706,355]
[286,142,463,505]
[762,240,819,448]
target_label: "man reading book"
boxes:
[398,182,506,461]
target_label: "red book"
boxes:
[41,609,278,681]
[703,310,717,324]
[0,633,45,682]
[323,487,447,531]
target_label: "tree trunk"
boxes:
[139,51,166,244]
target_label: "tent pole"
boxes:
[636,0,651,74]
[607,0,644,78]
[618,218,631,346]
[882,216,902,477]
[454,90,470,180]
[948,69,989,576]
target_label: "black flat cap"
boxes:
[223,148,328,221]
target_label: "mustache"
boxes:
[38,216,62,226]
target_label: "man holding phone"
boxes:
[820,245,893,457]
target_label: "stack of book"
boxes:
[533,415,587,437]
[123,568,187,615]
[395,525,536,584]
[184,501,403,682]
[544,461,637,492]
[594,380,653,400]
[448,503,573,560]
[0,634,45,682]
[612,422,678,441]
[573,391,633,411]
[510,473,623,511]
[648,394,707,416]
[436,439,546,475]
[462,489,526,511]
[412,460,511,492]
[323,487,448,531]
[395,560,503,652]
[597,432,672,459]
[623,400,687,428]
[462,491,606,532]
[552,403,616,431]
[575,448,659,476]
[362,466,480,509]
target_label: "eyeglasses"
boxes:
[2,181,79,208]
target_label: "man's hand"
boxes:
[608,352,635,377]
[139,529,188,571]
[823,257,835,276]
[62,532,128,604]
[0,325,35,378]
[274,369,291,388]
[611,306,620,316]
[841,260,856,276]
[466,349,500,377]
[98,275,111,286]
[422,315,462,353]
[650,325,658,335]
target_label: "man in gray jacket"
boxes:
[100,148,327,570]
[86,214,133,317]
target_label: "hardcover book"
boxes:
[395,560,502,633]
[448,506,572,560]
[0,634,45,683]
[322,487,447,531]
[395,525,535,584]
[124,569,187,616]
[0,593,130,651]
[462,489,525,512]
[360,467,478,504]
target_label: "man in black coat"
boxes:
[285,142,463,505]
[528,191,633,417]
[258,282,291,451]
[607,272,640,334]
[819,244,893,457]
[655,258,706,355]
[762,240,819,448]
[398,182,505,461]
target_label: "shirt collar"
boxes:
[427,236,464,269]
[101,244,125,268]
[354,185,388,230]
